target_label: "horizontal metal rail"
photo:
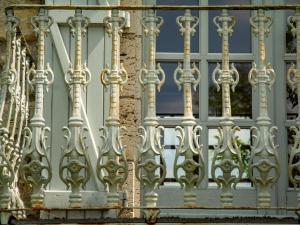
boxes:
[0,206,299,212]
[9,216,299,224]
[5,4,300,12]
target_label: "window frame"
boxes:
[141,0,296,216]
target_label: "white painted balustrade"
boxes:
[1,4,300,223]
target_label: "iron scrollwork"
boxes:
[210,9,243,207]
[288,8,300,208]
[173,9,204,206]
[248,9,279,208]
[59,8,92,208]
[96,9,128,207]
[136,9,166,222]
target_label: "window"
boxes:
[142,0,298,215]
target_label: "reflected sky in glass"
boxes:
[209,0,251,53]
[157,62,199,117]
[157,0,199,53]
[208,62,252,118]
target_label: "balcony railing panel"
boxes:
[0,2,300,224]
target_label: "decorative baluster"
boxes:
[287,8,300,208]
[19,8,53,209]
[136,9,166,222]
[96,9,128,207]
[10,48,27,218]
[6,42,22,165]
[248,9,279,207]
[210,9,242,207]
[4,38,20,164]
[59,8,92,208]
[0,8,19,209]
[173,9,204,206]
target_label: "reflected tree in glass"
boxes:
[209,62,252,118]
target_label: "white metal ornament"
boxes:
[96,9,128,207]
[210,9,242,207]
[0,9,19,210]
[136,9,166,222]
[20,8,53,209]
[248,9,279,208]
[59,8,92,208]
[173,9,204,206]
[287,8,300,208]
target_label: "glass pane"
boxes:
[157,62,199,117]
[209,0,251,53]
[162,128,182,185]
[287,62,298,119]
[288,127,299,188]
[285,0,298,53]
[157,0,199,53]
[208,62,252,118]
[208,128,251,187]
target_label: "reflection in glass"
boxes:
[285,0,299,53]
[208,62,252,118]
[209,0,251,53]
[208,128,251,187]
[287,62,298,120]
[288,127,300,187]
[162,128,182,185]
[157,0,199,53]
[157,62,199,117]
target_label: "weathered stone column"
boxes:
[119,0,142,218]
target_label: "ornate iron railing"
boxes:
[0,3,300,224]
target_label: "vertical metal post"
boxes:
[20,8,53,209]
[0,8,19,209]
[287,7,300,209]
[136,9,166,222]
[210,9,242,207]
[248,9,279,207]
[59,8,92,208]
[96,9,128,207]
[173,9,204,206]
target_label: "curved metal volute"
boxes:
[19,7,53,209]
[96,9,128,207]
[59,8,92,208]
[172,9,204,207]
[210,9,243,207]
[248,9,279,208]
[288,7,300,208]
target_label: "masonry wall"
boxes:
[119,0,142,218]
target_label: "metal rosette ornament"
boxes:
[0,8,19,209]
[287,8,300,208]
[173,9,204,206]
[210,9,243,207]
[136,10,166,221]
[19,8,53,209]
[59,9,92,208]
[96,9,128,207]
[248,9,279,208]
